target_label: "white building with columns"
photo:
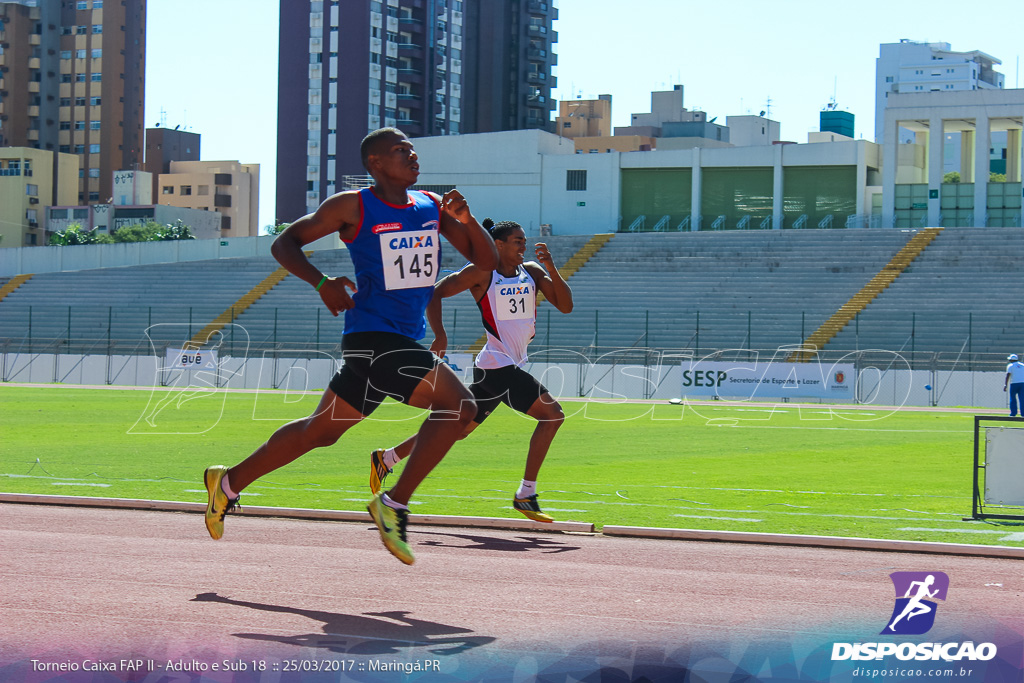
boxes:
[412,129,881,234]
[880,90,1024,228]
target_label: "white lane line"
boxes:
[900,527,1024,542]
[674,514,763,522]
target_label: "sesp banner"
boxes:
[165,347,218,370]
[681,359,855,400]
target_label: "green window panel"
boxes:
[1005,189,1021,209]
[620,168,692,231]
[783,166,856,228]
[701,167,772,229]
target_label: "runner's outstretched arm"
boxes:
[431,189,497,271]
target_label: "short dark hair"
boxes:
[486,219,522,242]
[360,127,405,171]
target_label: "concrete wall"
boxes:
[0,351,1008,410]
[0,232,342,277]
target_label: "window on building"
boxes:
[566,170,587,191]
[61,74,72,83]
[74,121,85,130]
[60,97,71,106]
[90,96,101,105]
[885,76,893,83]
[92,49,101,58]
[180,186,192,196]
[90,121,101,130]
[77,25,87,34]
[25,184,38,196]
[89,144,100,153]
[197,185,209,196]
[60,145,71,153]
[74,144,85,153]
[92,24,102,33]
[60,122,72,130]
[88,192,99,201]
[162,186,174,194]
[77,49,87,59]
[75,74,86,82]
[77,1,88,9]
[61,50,72,59]
[93,0,102,7]
[62,26,73,35]
[51,209,68,219]
[91,73,101,82]
[75,97,86,106]
[88,168,100,178]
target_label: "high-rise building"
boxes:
[0,0,146,207]
[276,0,558,223]
[875,40,1004,142]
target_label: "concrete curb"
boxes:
[0,493,595,533]
[601,525,1024,560]
[4,493,1021,558]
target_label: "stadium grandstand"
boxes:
[1,227,1023,378]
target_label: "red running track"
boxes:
[1,503,1022,682]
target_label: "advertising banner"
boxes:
[681,358,855,399]
[164,348,218,370]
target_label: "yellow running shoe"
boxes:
[367,492,414,565]
[369,448,392,495]
[513,494,554,523]
[204,466,239,540]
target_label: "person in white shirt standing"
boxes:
[371,219,574,522]
[1005,354,1024,417]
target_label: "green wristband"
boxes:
[315,275,328,291]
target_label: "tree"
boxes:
[109,220,195,242]
[990,172,1007,183]
[265,222,290,236]
[48,224,114,246]
[943,171,961,184]
[154,219,195,241]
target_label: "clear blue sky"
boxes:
[145,0,1022,232]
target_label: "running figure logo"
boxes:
[881,571,949,635]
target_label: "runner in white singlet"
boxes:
[371,219,574,522]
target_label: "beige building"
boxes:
[556,96,613,139]
[157,161,260,237]
[572,135,655,154]
[0,147,78,247]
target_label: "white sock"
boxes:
[220,473,238,499]
[382,492,409,511]
[383,447,400,469]
[516,480,537,499]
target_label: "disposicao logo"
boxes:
[882,571,948,635]
[831,571,997,663]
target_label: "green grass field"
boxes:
[2,384,1022,546]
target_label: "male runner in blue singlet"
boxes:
[372,220,573,522]
[202,128,497,564]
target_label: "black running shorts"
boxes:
[328,331,439,416]
[470,364,548,424]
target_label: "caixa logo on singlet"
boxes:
[389,234,434,249]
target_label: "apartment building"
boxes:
[0,0,145,209]
[276,0,558,222]
[0,146,77,247]
[875,40,1004,143]
[158,160,260,238]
